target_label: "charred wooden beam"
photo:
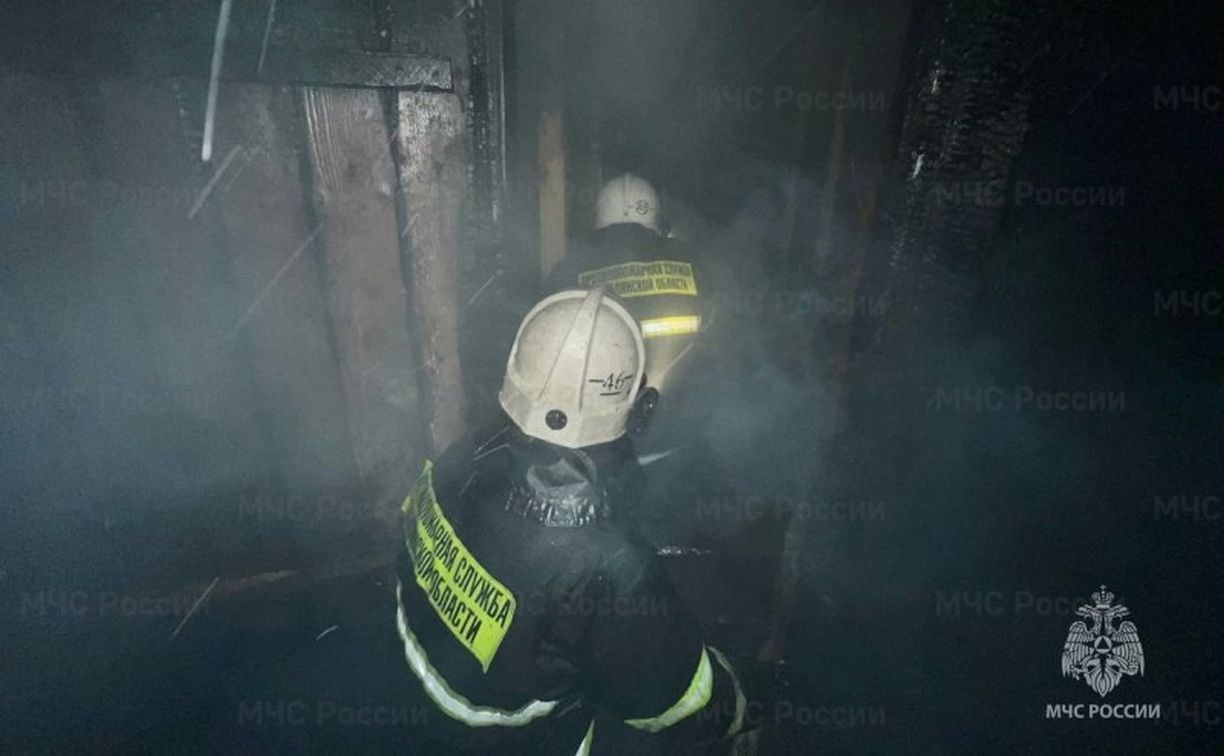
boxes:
[213,82,358,495]
[761,0,1045,663]
[255,50,453,90]
[866,0,1037,337]
[0,1,453,91]
[537,110,567,280]
[301,86,424,526]
[392,91,468,455]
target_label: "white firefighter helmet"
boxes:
[500,288,646,449]
[595,173,661,234]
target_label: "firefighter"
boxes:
[545,174,730,547]
[545,173,711,397]
[393,288,746,754]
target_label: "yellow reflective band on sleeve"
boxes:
[574,720,595,756]
[578,260,698,298]
[708,646,746,738]
[624,646,713,733]
[396,581,559,727]
[402,461,515,672]
[639,315,702,339]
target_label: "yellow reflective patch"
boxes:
[625,646,713,732]
[402,461,515,672]
[578,260,698,298]
[640,315,702,339]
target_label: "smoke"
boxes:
[6,1,1221,752]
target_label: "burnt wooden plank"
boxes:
[212,81,359,499]
[393,91,467,454]
[537,109,566,279]
[0,1,454,90]
[256,50,453,90]
[301,86,422,517]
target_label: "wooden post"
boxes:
[392,91,468,455]
[301,86,423,523]
[214,81,357,495]
[538,109,566,280]
[761,55,864,665]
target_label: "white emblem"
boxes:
[1061,585,1144,697]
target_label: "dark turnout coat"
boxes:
[393,424,744,754]
[545,224,711,388]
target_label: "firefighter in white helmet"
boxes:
[392,288,746,754]
[594,172,664,233]
[498,287,650,449]
[546,174,711,396]
[544,173,729,554]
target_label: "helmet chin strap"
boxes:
[626,384,659,437]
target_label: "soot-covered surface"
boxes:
[2,0,1222,754]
